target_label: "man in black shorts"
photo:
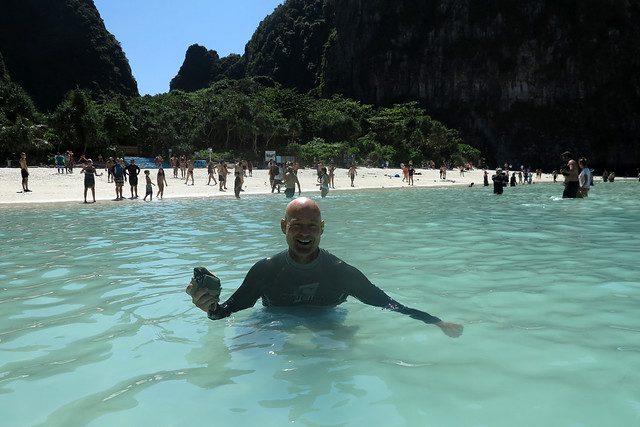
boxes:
[283,166,301,198]
[187,197,463,338]
[19,152,31,192]
[125,159,141,198]
[560,151,579,198]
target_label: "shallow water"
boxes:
[1,181,639,426]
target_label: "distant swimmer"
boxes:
[187,197,463,338]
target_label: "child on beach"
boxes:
[143,170,154,201]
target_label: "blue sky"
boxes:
[93,0,284,96]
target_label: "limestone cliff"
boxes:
[322,0,640,170]
[0,0,138,111]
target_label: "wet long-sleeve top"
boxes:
[208,249,441,324]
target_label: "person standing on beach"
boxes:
[207,160,217,186]
[186,197,463,338]
[81,159,102,203]
[156,166,168,199]
[19,152,31,192]
[105,157,114,182]
[125,159,141,199]
[113,158,125,200]
[559,151,579,198]
[185,158,195,185]
[218,161,228,191]
[408,163,415,185]
[348,164,357,187]
[283,166,301,198]
[578,157,591,198]
[55,152,65,174]
[328,164,336,188]
[171,156,179,178]
[179,156,187,179]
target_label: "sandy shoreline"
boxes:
[2,165,557,206]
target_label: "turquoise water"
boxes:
[1,182,639,426]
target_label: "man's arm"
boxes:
[338,261,463,338]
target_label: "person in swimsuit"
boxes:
[234,171,242,199]
[105,157,114,182]
[218,161,228,191]
[19,152,31,192]
[180,156,187,179]
[283,166,301,198]
[171,155,179,178]
[156,166,168,199]
[81,159,102,203]
[328,164,335,188]
[319,167,330,197]
[186,197,463,338]
[143,170,154,201]
[185,159,195,185]
[560,151,579,198]
[113,158,125,200]
[207,160,217,186]
[348,164,357,187]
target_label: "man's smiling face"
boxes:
[281,198,324,264]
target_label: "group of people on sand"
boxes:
[54,151,76,174]
[76,156,257,203]
[79,157,164,203]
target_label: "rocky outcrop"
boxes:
[0,0,138,111]
[322,0,640,170]
[170,44,243,92]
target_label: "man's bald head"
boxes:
[284,197,322,222]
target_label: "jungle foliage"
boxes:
[0,76,483,168]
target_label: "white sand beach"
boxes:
[1,165,557,205]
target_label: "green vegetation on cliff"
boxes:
[0,0,138,111]
[1,76,479,168]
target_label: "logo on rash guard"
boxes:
[291,282,319,303]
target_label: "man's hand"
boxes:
[436,321,463,338]
[186,282,218,313]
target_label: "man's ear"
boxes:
[281,219,287,234]
[321,221,325,234]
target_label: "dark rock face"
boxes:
[170,44,243,92]
[322,0,640,170]
[243,0,333,93]
[0,0,138,111]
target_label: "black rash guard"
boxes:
[208,249,441,324]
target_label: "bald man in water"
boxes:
[187,197,463,338]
